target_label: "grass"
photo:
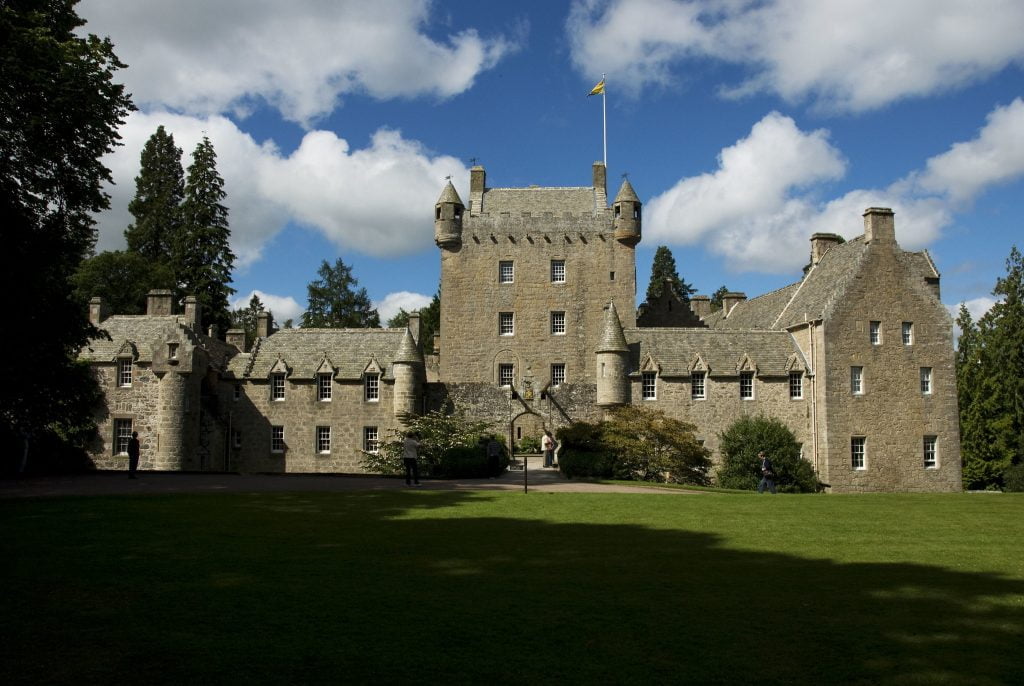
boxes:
[2,490,1023,685]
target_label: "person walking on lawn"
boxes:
[127,432,141,479]
[757,450,776,494]
[403,432,422,487]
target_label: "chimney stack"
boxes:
[256,311,273,339]
[226,329,247,352]
[88,297,109,325]
[146,289,173,315]
[690,295,711,320]
[722,292,747,317]
[469,165,486,214]
[863,207,895,245]
[408,311,422,346]
[810,233,843,266]
[184,295,201,330]
[593,161,607,207]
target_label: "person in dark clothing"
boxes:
[403,432,421,486]
[127,431,141,479]
[486,436,503,476]
[757,450,776,494]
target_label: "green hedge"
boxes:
[558,450,615,479]
[1004,463,1024,492]
[436,445,508,478]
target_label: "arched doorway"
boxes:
[511,411,545,453]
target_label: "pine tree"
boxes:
[177,136,236,335]
[302,258,380,328]
[386,285,441,353]
[125,125,183,263]
[646,246,695,303]
[710,285,730,311]
[230,294,269,349]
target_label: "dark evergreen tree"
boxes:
[302,258,380,328]
[646,246,695,303]
[710,285,730,311]
[386,284,440,353]
[125,125,183,263]
[0,0,133,466]
[230,294,269,350]
[73,250,175,314]
[717,415,819,492]
[178,136,235,335]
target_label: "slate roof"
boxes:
[626,328,806,377]
[80,315,196,362]
[240,328,414,380]
[711,283,801,330]
[772,237,869,329]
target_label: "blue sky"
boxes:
[81,0,1024,327]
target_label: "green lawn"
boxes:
[2,491,1023,685]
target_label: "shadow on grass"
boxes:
[2,490,1022,685]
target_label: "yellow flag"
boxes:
[588,79,605,96]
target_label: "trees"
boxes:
[302,258,380,328]
[73,250,174,314]
[646,246,695,303]
[709,285,730,311]
[386,285,440,353]
[1,0,133,463]
[601,406,711,484]
[124,125,184,262]
[717,416,818,492]
[361,408,494,475]
[177,136,235,335]
[230,294,271,349]
[957,246,1024,489]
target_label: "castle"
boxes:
[81,162,962,492]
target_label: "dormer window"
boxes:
[365,373,380,402]
[117,358,133,387]
[271,373,285,401]
[318,373,332,401]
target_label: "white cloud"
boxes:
[947,297,998,341]
[231,290,304,326]
[96,111,467,268]
[374,291,433,325]
[568,0,1024,111]
[80,0,515,125]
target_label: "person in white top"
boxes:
[403,432,422,486]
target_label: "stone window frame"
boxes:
[232,429,242,449]
[233,382,242,401]
[551,311,566,335]
[168,342,179,361]
[920,367,932,395]
[499,260,514,284]
[113,418,133,456]
[869,320,882,345]
[499,312,514,336]
[851,366,864,395]
[364,373,380,402]
[642,371,657,400]
[789,372,803,400]
[923,435,938,469]
[363,426,379,453]
[851,436,867,470]
[271,373,286,401]
[902,322,914,345]
[550,259,566,284]
[551,363,566,386]
[318,373,333,402]
[316,426,331,454]
[117,357,133,387]
[271,426,285,453]
[739,371,755,399]
[691,371,706,400]
[498,363,514,387]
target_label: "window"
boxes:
[168,342,179,360]
[642,371,657,400]
[499,363,514,387]
[499,312,514,336]
[233,383,241,401]
[364,373,380,402]
[851,436,866,470]
[271,426,285,453]
[318,373,332,401]
[902,322,914,345]
[851,366,864,395]
[551,311,566,335]
[232,429,242,449]
[316,426,331,454]
[924,436,938,468]
[740,371,754,399]
[870,321,881,345]
[610,271,615,281]
[551,259,566,283]
[551,363,566,386]
[499,261,514,284]
[789,372,803,399]
[691,371,706,400]
[117,358,133,387]
[114,418,132,455]
[363,426,379,453]
[271,373,285,401]
[920,367,932,395]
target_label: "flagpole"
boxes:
[601,72,607,169]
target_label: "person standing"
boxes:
[486,435,503,477]
[757,450,776,494]
[542,430,555,468]
[127,431,141,479]
[403,432,422,487]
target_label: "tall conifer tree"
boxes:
[302,258,380,328]
[125,125,183,263]
[646,246,695,303]
[178,136,236,335]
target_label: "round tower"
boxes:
[612,178,641,246]
[595,302,630,407]
[434,180,464,250]
[392,328,423,417]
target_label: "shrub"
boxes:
[558,450,615,479]
[518,436,542,454]
[601,406,712,485]
[437,445,491,478]
[1004,463,1024,492]
[717,415,819,492]
[359,406,496,476]
[556,421,604,453]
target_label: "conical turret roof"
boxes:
[436,180,463,206]
[393,328,423,364]
[596,302,629,353]
[614,178,640,203]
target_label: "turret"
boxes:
[434,180,464,250]
[596,302,630,407]
[612,179,641,246]
[392,327,423,417]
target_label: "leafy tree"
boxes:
[386,285,441,353]
[0,0,133,466]
[601,406,711,484]
[646,246,695,303]
[302,258,380,328]
[717,415,819,492]
[230,294,270,350]
[125,125,183,263]
[177,136,235,335]
[361,407,494,475]
[710,285,730,312]
[73,250,174,314]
